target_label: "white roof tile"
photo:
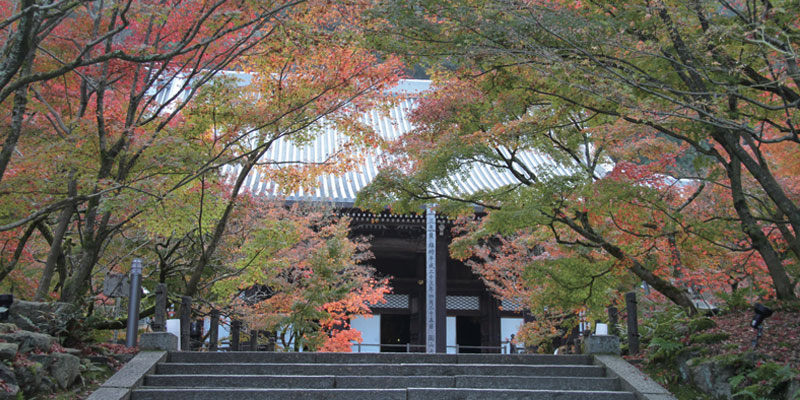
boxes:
[214,79,588,205]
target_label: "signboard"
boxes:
[103,273,130,298]
[425,205,436,353]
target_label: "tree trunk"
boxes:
[604,242,698,315]
[560,214,698,314]
[0,0,41,184]
[0,220,40,281]
[60,50,121,304]
[722,132,800,238]
[725,157,796,300]
[34,222,70,294]
[60,191,111,304]
[184,153,261,297]
[773,209,800,263]
[35,173,77,301]
[60,239,102,304]
[0,0,36,97]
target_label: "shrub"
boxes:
[689,333,730,345]
[688,318,716,334]
[730,361,797,400]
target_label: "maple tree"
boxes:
[1,0,275,300]
[211,202,389,352]
[177,14,403,298]
[107,177,390,350]
[0,0,403,315]
[358,0,800,316]
[358,73,705,314]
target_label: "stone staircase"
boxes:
[129,352,639,399]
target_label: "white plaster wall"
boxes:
[446,316,456,354]
[166,319,181,349]
[219,319,230,345]
[501,317,524,353]
[350,315,381,353]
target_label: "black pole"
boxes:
[266,331,276,351]
[180,296,191,351]
[250,330,259,351]
[752,326,764,349]
[125,259,143,348]
[152,283,167,332]
[209,310,219,351]
[625,292,639,354]
[607,306,619,336]
[231,320,241,351]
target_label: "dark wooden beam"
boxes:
[369,236,425,255]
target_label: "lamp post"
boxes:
[751,303,773,349]
[0,294,12,321]
[126,258,143,348]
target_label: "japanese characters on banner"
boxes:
[426,205,436,353]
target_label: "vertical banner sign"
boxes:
[426,205,437,353]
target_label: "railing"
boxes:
[142,285,531,354]
[450,344,506,354]
[351,341,525,354]
[352,343,426,352]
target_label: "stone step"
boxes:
[456,376,620,391]
[131,388,637,400]
[155,362,607,377]
[144,374,337,389]
[143,374,621,391]
[131,388,407,400]
[166,351,593,365]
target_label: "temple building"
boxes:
[343,210,527,353]
[217,79,573,353]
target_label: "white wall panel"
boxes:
[446,316,456,354]
[501,317,524,354]
[350,315,381,353]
